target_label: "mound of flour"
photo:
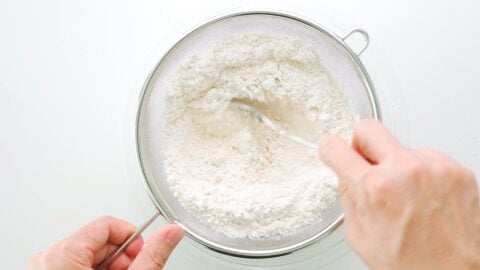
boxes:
[163,33,355,239]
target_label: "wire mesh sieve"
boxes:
[135,11,379,258]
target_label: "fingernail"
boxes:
[130,225,137,234]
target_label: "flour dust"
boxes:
[163,33,355,239]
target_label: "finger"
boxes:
[125,236,144,258]
[352,119,402,163]
[93,243,117,265]
[129,224,184,270]
[66,216,135,262]
[93,236,144,265]
[319,135,370,187]
[109,252,133,270]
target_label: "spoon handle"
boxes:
[230,101,318,150]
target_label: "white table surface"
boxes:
[1,0,479,269]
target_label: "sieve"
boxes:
[98,9,380,269]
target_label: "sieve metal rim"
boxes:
[134,9,381,258]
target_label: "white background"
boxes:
[1,0,479,269]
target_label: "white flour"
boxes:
[163,33,355,239]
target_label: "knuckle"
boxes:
[97,215,114,223]
[368,181,391,205]
[94,215,119,230]
[430,160,474,187]
[354,118,377,132]
[430,160,454,177]
[362,171,391,205]
[404,158,428,180]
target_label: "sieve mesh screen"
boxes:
[136,12,377,257]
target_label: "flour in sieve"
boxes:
[163,33,356,239]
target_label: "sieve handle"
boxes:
[95,211,161,270]
[342,29,370,56]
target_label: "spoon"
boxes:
[230,99,317,149]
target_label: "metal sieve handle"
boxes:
[342,29,370,56]
[95,211,161,270]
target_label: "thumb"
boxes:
[129,224,184,270]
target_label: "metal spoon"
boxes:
[230,100,317,150]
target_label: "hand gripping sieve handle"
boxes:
[95,211,161,270]
[342,29,370,56]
